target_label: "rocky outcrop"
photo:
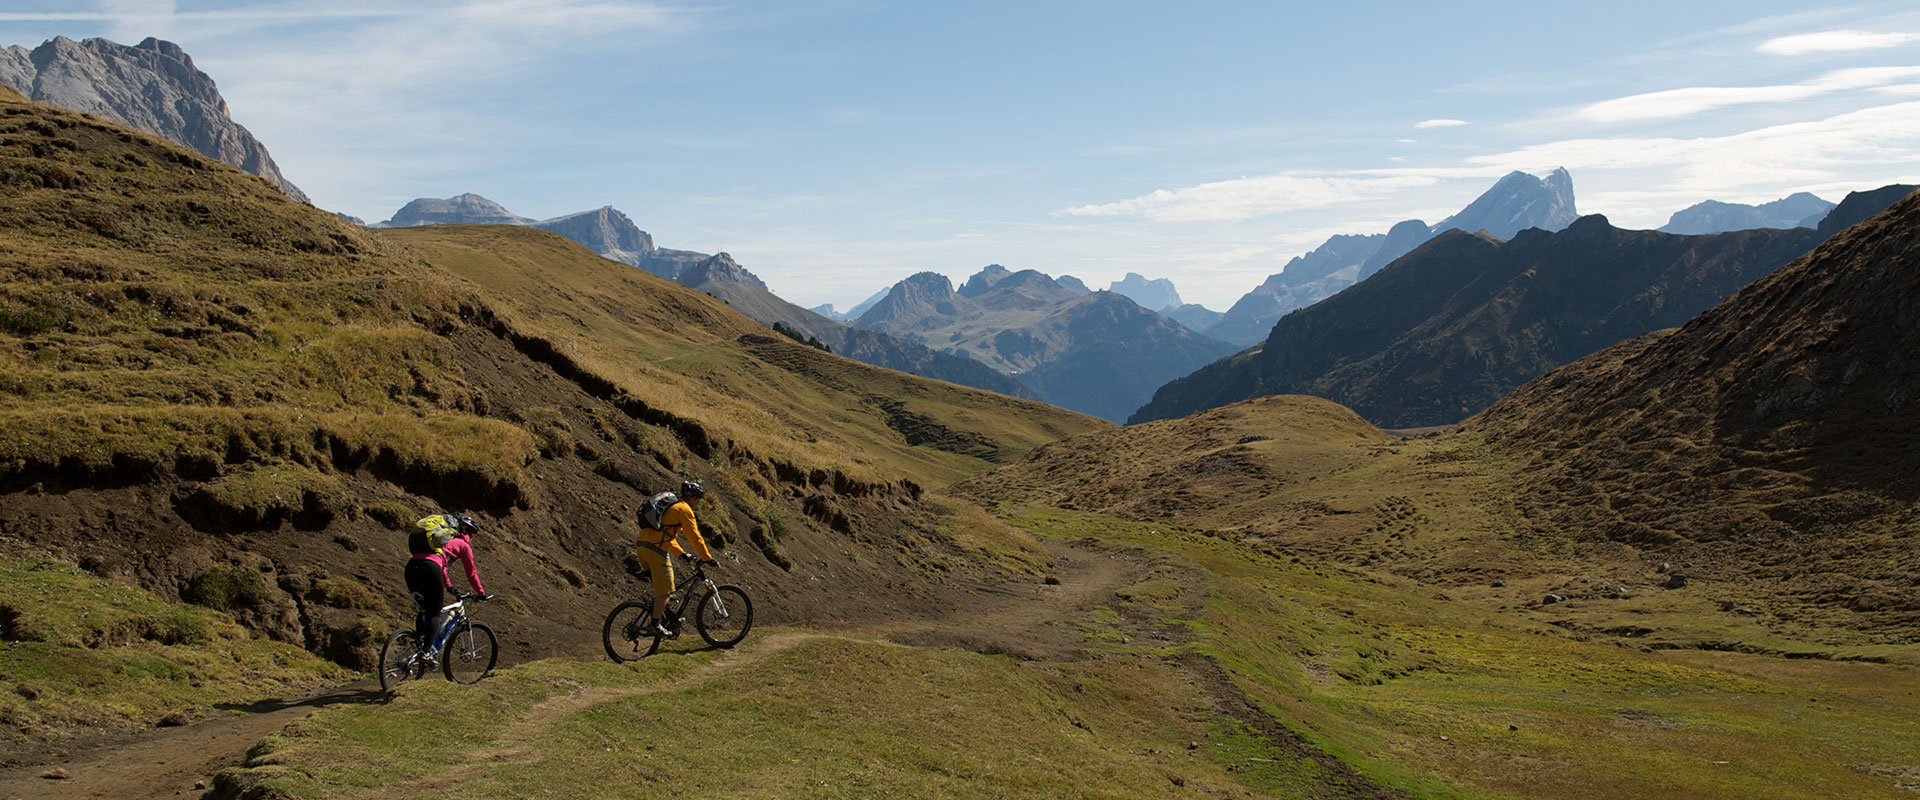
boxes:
[1660,192,1833,234]
[1816,185,1918,237]
[957,264,1013,298]
[0,36,308,203]
[678,252,768,290]
[531,206,655,266]
[858,272,963,330]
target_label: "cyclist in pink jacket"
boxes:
[405,513,490,646]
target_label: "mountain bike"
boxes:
[602,557,753,663]
[379,590,499,691]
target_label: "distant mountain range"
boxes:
[1134,185,1914,428]
[1658,192,1834,234]
[1206,169,1579,346]
[372,195,705,278]
[855,266,1237,421]
[371,194,1032,398]
[1109,273,1181,311]
[0,36,308,203]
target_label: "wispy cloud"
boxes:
[1414,118,1468,129]
[1475,100,1920,196]
[1056,174,1441,223]
[1576,66,1920,123]
[1759,30,1920,55]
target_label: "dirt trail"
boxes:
[0,539,1146,800]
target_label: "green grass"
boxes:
[0,557,348,740]
[219,636,1310,799]
[1000,505,1920,800]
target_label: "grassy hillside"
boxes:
[0,84,1105,749]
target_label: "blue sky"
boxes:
[4,1,1919,311]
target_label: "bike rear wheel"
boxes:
[695,585,753,648]
[441,622,497,684]
[602,600,662,662]
[378,630,423,692]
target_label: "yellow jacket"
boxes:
[638,501,714,561]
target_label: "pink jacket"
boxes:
[412,535,485,594]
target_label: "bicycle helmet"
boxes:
[450,514,478,536]
[678,480,705,499]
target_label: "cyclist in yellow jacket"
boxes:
[637,480,716,636]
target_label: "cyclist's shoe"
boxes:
[652,621,673,637]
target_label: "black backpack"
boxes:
[637,491,678,530]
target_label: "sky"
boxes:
[3,1,1919,311]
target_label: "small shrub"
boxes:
[183,566,272,613]
[364,501,414,531]
[508,406,574,458]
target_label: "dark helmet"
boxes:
[678,480,705,499]
[450,514,478,535]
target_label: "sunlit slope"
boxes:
[380,224,1105,488]
[0,81,1098,745]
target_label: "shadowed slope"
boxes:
[1135,217,1826,427]
[1472,187,1920,629]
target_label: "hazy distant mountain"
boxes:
[1659,192,1832,234]
[0,36,308,203]
[856,266,1235,421]
[378,193,532,227]
[1208,234,1382,345]
[1206,169,1576,346]
[1162,303,1224,333]
[1057,275,1092,293]
[370,193,707,279]
[1432,168,1577,238]
[1135,213,1847,428]
[1109,273,1181,311]
[676,258,1036,399]
[809,303,840,318]
[839,287,893,321]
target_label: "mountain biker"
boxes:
[636,480,717,636]
[405,513,491,651]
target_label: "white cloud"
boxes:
[1577,66,1920,123]
[1414,118,1468,129]
[1759,30,1920,56]
[1475,100,1920,199]
[1057,174,1440,223]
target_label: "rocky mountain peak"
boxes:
[958,264,1013,298]
[0,35,309,203]
[1109,272,1182,311]
[679,252,767,290]
[1433,167,1577,239]
[377,194,531,227]
[531,206,655,260]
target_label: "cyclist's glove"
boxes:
[475,592,493,602]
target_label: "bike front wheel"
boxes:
[602,600,662,663]
[441,622,498,684]
[378,630,423,692]
[695,585,753,648]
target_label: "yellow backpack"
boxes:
[411,514,461,555]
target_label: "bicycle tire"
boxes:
[378,630,423,692]
[441,622,497,684]
[602,600,662,663]
[695,584,753,648]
